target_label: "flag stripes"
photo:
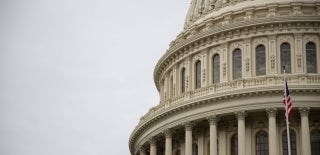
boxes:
[283,81,293,120]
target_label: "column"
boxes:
[208,116,219,155]
[139,146,147,155]
[198,132,205,155]
[267,108,278,155]
[164,129,173,155]
[300,107,311,155]
[219,122,227,155]
[235,111,246,155]
[150,137,157,155]
[184,122,193,155]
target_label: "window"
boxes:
[256,45,266,76]
[280,43,291,73]
[231,134,238,155]
[282,129,297,155]
[306,42,317,73]
[311,129,320,155]
[256,131,268,155]
[233,49,242,79]
[195,60,201,89]
[192,143,198,155]
[212,54,220,84]
[181,68,186,93]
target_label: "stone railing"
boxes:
[139,74,320,125]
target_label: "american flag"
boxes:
[283,81,293,120]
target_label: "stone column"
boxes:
[139,146,147,155]
[197,132,205,155]
[300,107,311,155]
[267,108,277,155]
[235,111,246,155]
[150,137,157,155]
[164,129,173,155]
[184,122,193,155]
[208,116,219,155]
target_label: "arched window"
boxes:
[306,42,317,73]
[212,54,220,84]
[181,68,186,93]
[192,143,198,155]
[282,129,297,155]
[311,129,320,155]
[195,60,201,89]
[233,49,242,80]
[256,131,268,155]
[256,45,266,76]
[280,43,291,73]
[231,134,238,155]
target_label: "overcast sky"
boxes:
[0,0,189,155]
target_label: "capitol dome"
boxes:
[129,0,320,155]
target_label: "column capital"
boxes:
[183,121,193,131]
[163,129,172,138]
[207,115,219,125]
[235,111,246,120]
[299,107,310,117]
[266,108,277,118]
[149,137,157,145]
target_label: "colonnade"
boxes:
[139,107,312,155]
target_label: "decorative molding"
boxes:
[296,53,302,68]
[270,55,275,69]
[235,111,247,120]
[299,107,310,117]
[149,137,157,145]
[163,129,172,138]
[208,115,220,125]
[183,121,194,131]
[266,108,277,118]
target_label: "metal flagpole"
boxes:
[283,66,291,155]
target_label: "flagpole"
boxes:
[283,66,292,155]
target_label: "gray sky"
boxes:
[0,0,189,155]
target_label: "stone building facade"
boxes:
[129,0,320,155]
